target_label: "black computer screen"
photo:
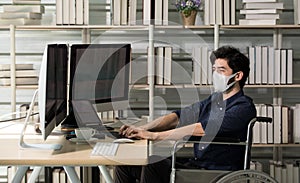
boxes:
[69,44,131,106]
[40,44,68,139]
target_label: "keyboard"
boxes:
[91,142,119,156]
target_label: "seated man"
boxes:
[114,46,256,183]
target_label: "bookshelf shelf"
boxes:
[0,1,300,179]
[15,25,149,31]
[253,143,300,148]
[221,25,300,29]
[131,84,300,89]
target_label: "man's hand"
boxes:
[119,125,144,137]
[119,125,157,140]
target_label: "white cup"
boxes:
[75,128,96,140]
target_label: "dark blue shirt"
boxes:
[173,90,256,170]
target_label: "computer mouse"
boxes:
[113,138,134,143]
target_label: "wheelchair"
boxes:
[170,117,278,183]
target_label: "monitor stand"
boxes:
[60,109,78,132]
[19,89,62,150]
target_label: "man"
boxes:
[114,46,256,183]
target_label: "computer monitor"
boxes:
[38,44,68,140]
[62,44,131,129]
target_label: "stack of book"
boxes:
[0,0,44,25]
[153,46,172,85]
[247,46,293,85]
[56,0,89,25]
[192,46,213,85]
[0,64,39,86]
[239,0,284,25]
[143,0,168,25]
[253,103,300,144]
[294,0,300,24]
[113,0,137,25]
[269,160,300,183]
[204,0,236,25]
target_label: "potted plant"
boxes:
[174,0,202,26]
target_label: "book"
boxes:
[192,47,201,85]
[243,3,284,10]
[239,19,278,25]
[69,0,76,24]
[274,49,281,84]
[13,0,41,4]
[56,0,63,24]
[260,104,268,144]
[155,47,164,85]
[294,0,300,24]
[121,0,128,25]
[253,104,261,143]
[287,49,293,84]
[215,0,223,25]
[273,105,281,144]
[280,49,287,84]
[204,0,210,25]
[62,0,70,24]
[255,46,262,84]
[242,0,277,2]
[286,161,294,183]
[201,47,208,85]
[281,106,289,144]
[0,64,33,71]
[0,12,42,19]
[209,0,216,24]
[3,5,45,13]
[274,162,282,182]
[162,0,168,25]
[248,46,255,84]
[0,70,38,78]
[269,160,275,178]
[294,162,300,183]
[223,0,230,25]
[155,0,163,25]
[245,13,280,20]
[207,50,213,84]
[164,47,172,85]
[266,104,274,143]
[0,18,41,25]
[128,0,137,25]
[293,104,300,143]
[76,0,84,24]
[52,168,60,183]
[83,0,89,25]
[113,0,121,25]
[261,46,268,84]
[240,9,280,14]
[0,77,38,86]
[268,47,274,84]
[143,0,152,25]
[59,169,67,183]
[230,0,236,25]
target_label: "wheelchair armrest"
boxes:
[183,135,241,143]
[256,116,272,123]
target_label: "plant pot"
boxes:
[181,10,197,26]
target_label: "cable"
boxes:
[0,112,39,123]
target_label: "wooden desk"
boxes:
[0,138,148,166]
[0,122,148,183]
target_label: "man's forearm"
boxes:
[140,113,179,132]
[153,123,205,141]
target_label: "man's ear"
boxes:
[236,71,244,81]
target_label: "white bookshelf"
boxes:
[1,0,300,179]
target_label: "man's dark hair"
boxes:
[210,46,250,89]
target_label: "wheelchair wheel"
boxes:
[213,169,278,183]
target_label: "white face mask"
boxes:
[213,71,237,92]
